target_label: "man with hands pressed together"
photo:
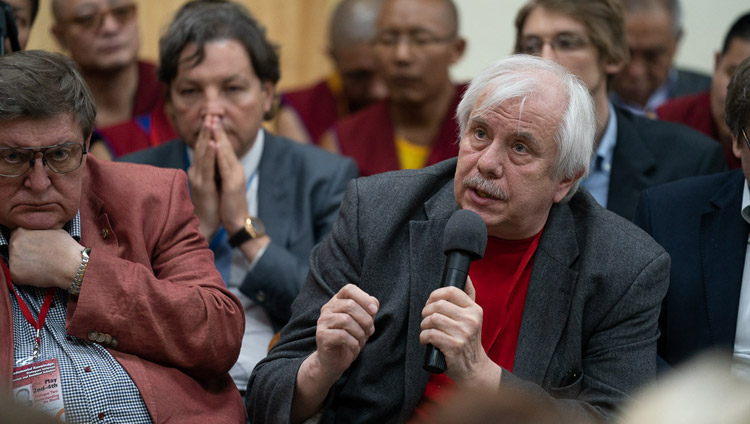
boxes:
[0,50,245,422]
[122,0,358,394]
[248,55,669,423]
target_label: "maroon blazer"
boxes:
[332,83,467,176]
[1,157,246,423]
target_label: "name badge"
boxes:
[13,358,66,421]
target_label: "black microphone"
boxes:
[423,209,487,373]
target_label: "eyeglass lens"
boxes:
[0,143,85,177]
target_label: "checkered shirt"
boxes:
[1,213,152,423]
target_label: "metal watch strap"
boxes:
[68,247,91,296]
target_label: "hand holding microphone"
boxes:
[423,209,487,374]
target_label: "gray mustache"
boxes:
[462,175,509,200]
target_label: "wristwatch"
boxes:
[228,216,266,248]
[68,247,91,296]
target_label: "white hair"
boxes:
[456,54,595,202]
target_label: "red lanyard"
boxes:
[2,259,55,359]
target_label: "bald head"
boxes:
[329,0,385,53]
[378,0,459,36]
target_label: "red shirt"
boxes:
[412,231,543,420]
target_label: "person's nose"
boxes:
[394,37,413,63]
[476,140,504,179]
[24,154,52,193]
[99,10,121,33]
[539,41,558,61]
[626,54,647,78]
[201,88,225,119]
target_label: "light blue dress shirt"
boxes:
[580,103,618,208]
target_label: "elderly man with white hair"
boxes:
[248,54,669,424]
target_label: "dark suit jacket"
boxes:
[1,158,246,422]
[248,158,669,423]
[672,68,712,99]
[634,169,748,367]
[120,131,358,328]
[608,107,726,220]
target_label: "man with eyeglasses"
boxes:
[515,0,726,221]
[318,0,467,176]
[0,50,246,422]
[611,0,711,116]
[634,57,750,372]
[51,0,177,159]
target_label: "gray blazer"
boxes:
[119,131,358,328]
[247,158,669,423]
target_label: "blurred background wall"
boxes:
[25,0,750,90]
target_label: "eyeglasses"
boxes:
[743,128,750,152]
[518,33,591,56]
[0,143,87,178]
[374,31,455,50]
[65,3,137,31]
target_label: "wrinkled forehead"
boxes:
[0,114,84,148]
[472,76,566,124]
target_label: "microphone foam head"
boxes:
[442,209,488,259]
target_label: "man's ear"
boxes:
[553,169,585,203]
[732,134,742,160]
[603,57,624,77]
[714,51,722,72]
[261,80,275,117]
[450,37,467,65]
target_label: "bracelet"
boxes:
[68,247,91,296]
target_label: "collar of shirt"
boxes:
[580,103,617,207]
[741,179,750,226]
[593,103,618,173]
[0,211,82,263]
[186,128,265,216]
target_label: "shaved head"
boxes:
[379,0,459,36]
[329,0,385,52]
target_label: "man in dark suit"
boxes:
[120,0,358,396]
[610,0,712,116]
[514,0,725,221]
[248,55,669,423]
[634,57,750,369]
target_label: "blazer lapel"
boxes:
[513,201,579,382]
[257,132,292,245]
[608,108,656,217]
[700,171,747,347]
[400,181,457,420]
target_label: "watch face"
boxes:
[247,217,266,237]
